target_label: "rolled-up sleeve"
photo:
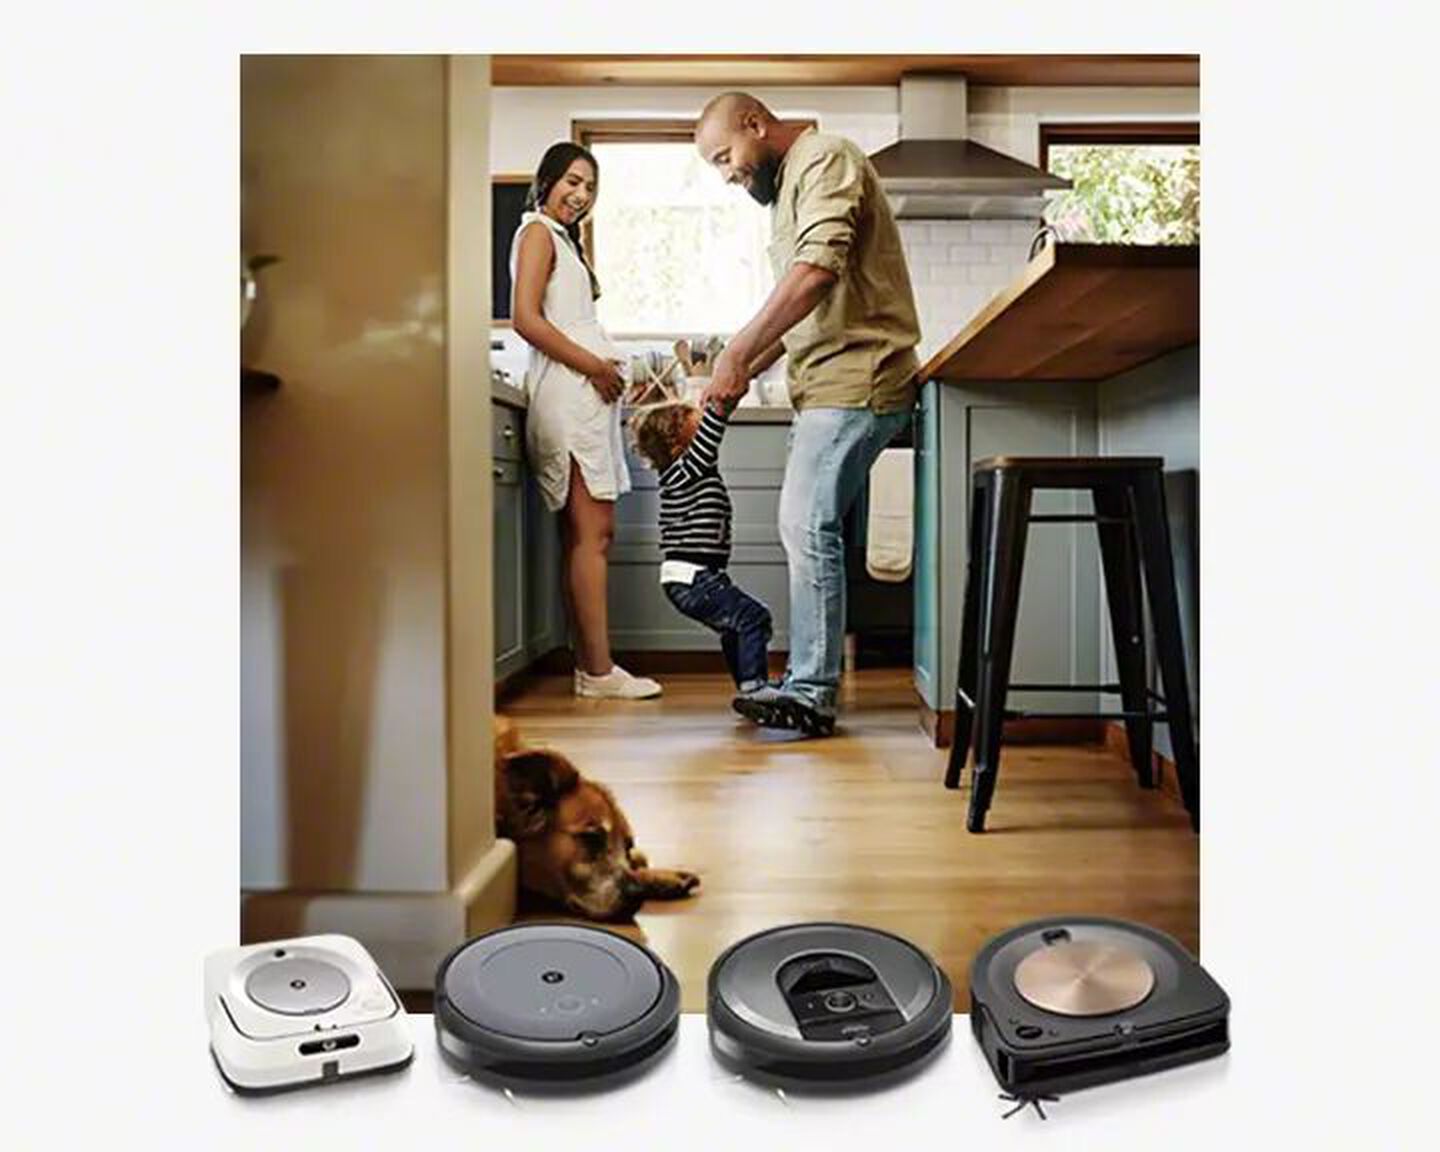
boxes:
[788,144,863,276]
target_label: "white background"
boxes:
[3,2,1438,1148]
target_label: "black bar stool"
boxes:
[942,456,1199,833]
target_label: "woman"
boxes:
[510,142,662,699]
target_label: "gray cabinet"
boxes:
[609,421,791,651]
[522,464,565,660]
[913,379,1102,736]
[492,400,567,684]
[493,457,526,681]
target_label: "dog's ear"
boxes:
[497,750,580,838]
[494,714,523,759]
[590,780,636,852]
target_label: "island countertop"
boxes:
[917,242,1199,384]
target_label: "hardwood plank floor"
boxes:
[501,668,1199,1012]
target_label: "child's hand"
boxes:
[707,391,741,417]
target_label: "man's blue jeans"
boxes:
[779,405,911,710]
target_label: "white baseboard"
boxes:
[241,839,516,989]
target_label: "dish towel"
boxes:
[866,447,914,582]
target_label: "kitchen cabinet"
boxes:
[492,398,566,684]
[609,417,792,651]
[913,379,1102,740]
[522,466,566,662]
[606,408,915,656]
[492,458,526,681]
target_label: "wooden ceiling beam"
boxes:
[492,55,1199,88]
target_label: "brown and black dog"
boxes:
[494,717,700,922]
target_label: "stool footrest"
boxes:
[1003,709,1170,722]
[1007,683,1124,693]
[1025,514,1129,525]
[955,684,1142,705]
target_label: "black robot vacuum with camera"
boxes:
[707,922,953,1090]
[434,923,680,1089]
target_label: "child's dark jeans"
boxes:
[662,569,772,690]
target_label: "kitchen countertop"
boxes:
[918,242,1199,383]
[491,378,529,409]
[491,378,794,423]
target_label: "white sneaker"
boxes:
[574,664,663,700]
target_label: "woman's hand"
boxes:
[586,358,626,404]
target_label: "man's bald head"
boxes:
[695,91,795,206]
[697,91,776,134]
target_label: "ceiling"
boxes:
[491,55,1199,88]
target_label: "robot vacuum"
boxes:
[970,916,1230,1101]
[204,934,413,1095]
[707,922,953,1090]
[434,923,680,1089]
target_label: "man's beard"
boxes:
[746,153,781,206]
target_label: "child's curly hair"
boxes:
[628,401,697,473]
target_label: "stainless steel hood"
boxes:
[872,75,1070,220]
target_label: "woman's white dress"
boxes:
[509,210,630,512]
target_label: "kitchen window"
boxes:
[1039,123,1199,245]
[574,119,811,337]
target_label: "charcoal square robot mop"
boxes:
[969,916,1230,1116]
[205,934,413,1095]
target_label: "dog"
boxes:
[494,716,700,922]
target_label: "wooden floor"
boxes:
[502,668,1199,1012]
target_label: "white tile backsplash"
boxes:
[901,217,1038,364]
[496,216,1040,387]
[489,328,788,407]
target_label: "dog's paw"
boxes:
[633,867,701,900]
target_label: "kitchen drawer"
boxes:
[493,403,524,461]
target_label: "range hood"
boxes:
[871,75,1070,220]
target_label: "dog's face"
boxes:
[495,747,645,922]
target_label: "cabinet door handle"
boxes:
[493,465,504,477]
[501,426,515,439]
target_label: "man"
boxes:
[697,92,921,736]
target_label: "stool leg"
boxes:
[945,476,990,789]
[1093,483,1154,789]
[1131,470,1200,831]
[967,470,1031,832]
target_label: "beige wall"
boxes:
[241,55,476,894]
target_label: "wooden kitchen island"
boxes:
[911,243,1200,772]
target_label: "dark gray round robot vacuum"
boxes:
[435,923,680,1089]
[707,922,953,1090]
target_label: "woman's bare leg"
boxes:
[563,458,615,675]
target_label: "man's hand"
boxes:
[702,263,835,409]
[702,349,751,408]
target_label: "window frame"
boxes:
[572,120,702,274]
[570,117,817,336]
[1038,121,1200,170]
[1037,121,1200,246]
[491,172,534,327]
